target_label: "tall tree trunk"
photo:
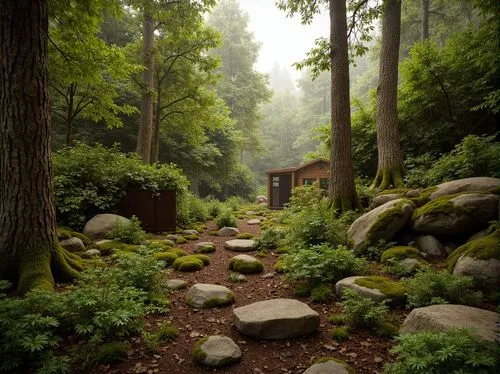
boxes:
[136,7,154,164]
[328,0,360,211]
[151,86,161,163]
[421,0,429,41]
[0,0,81,293]
[372,0,404,190]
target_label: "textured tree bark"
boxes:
[421,0,429,41]
[151,85,162,163]
[0,0,81,293]
[372,0,404,190]
[328,0,361,212]
[136,7,154,164]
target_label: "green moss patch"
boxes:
[378,188,409,196]
[447,230,500,271]
[195,245,216,254]
[95,240,140,255]
[202,294,234,308]
[96,342,130,364]
[236,233,254,239]
[183,234,199,240]
[354,276,407,306]
[176,237,188,244]
[57,226,91,245]
[192,337,209,363]
[147,239,175,247]
[366,199,415,244]
[228,258,263,274]
[381,246,424,264]
[167,248,188,257]
[412,192,487,221]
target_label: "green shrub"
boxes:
[282,244,367,288]
[329,327,349,341]
[405,134,500,188]
[0,282,70,373]
[206,199,223,217]
[107,215,147,244]
[229,258,263,274]
[404,268,482,308]
[226,164,257,200]
[294,283,311,297]
[53,143,188,230]
[155,323,180,342]
[327,313,347,325]
[310,284,333,302]
[95,342,130,364]
[384,328,499,374]
[258,227,286,250]
[215,208,237,228]
[339,288,389,328]
[186,193,209,223]
[376,321,399,338]
[363,239,397,262]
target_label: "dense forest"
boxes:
[0,0,499,373]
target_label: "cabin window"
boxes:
[303,178,316,186]
[272,176,279,187]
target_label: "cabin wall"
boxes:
[295,162,329,187]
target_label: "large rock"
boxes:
[449,230,500,291]
[233,299,320,339]
[347,198,415,253]
[229,254,264,274]
[186,284,234,308]
[219,227,239,237]
[193,335,241,368]
[224,239,258,252]
[429,177,500,200]
[400,304,499,342]
[412,193,498,236]
[335,276,406,307]
[83,214,130,240]
[369,193,400,209]
[303,360,352,374]
[60,237,85,252]
[415,235,446,257]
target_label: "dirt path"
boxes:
[108,217,394,374]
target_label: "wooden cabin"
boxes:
[266,159,330,209]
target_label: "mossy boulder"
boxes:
[415,235,446,257]
[83,214,130,240]
[186,284,235,308]
[154,251,179,266]
[229,254,264,274]
[194,242,216,253]
[448,230,500,290]
[59,237,86,253]
[335,276,407,307]
[412,193,498,236]
[369,193,401,209]
[146,239,175,247]
[380,246,424,264]
[192,335,241,368]
[173,254,209,272]
[428,177,500,200]
[347,198,415,254]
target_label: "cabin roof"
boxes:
[266,158,329,174]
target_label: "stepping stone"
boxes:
[166,279,188,290]
[186,284,235,308]
[303,360,353,374]
[60,237,85,252]
[224,239,258,252]
[219,227,239,237]
[195,242,216,253]
[233,298,320,339]
[400,304,499,342]
[82,249,101,258]
[183,229,199,235]
[193,335,241,368]
[247,219,261,225]
[229,254,263,274]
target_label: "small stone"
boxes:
[82,249,101,258]
[247,219,261,225]
[219,227,240,237]
[60,237,85,252]
[182,229,199,235]
[261,272,276,279]
[193,335,242,368]
[166,279,188,290]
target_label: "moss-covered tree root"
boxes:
[10,245,84,294]
[330,196,362,212]
[371,167,404,190]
